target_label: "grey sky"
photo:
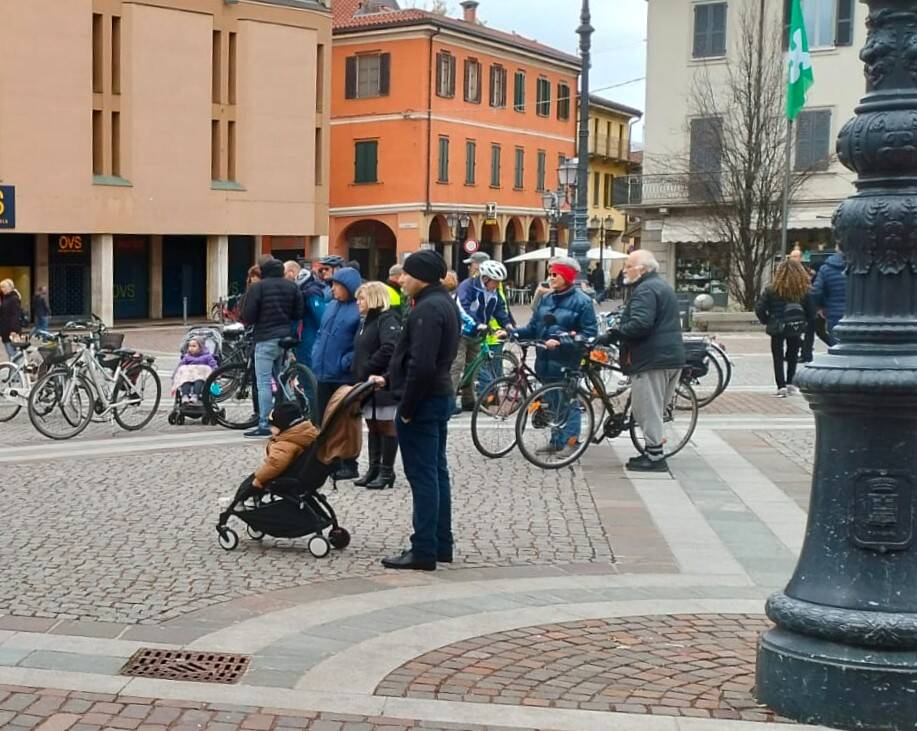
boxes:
[414,0,649,140]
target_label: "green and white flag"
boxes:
[787,0,814,120]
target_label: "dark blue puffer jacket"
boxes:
[514,286,598,378]
[810,253,846,332]
[311,268,362,383]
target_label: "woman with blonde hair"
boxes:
[0,279,23,361]
[351,281,402,489]
[755,261,816,397]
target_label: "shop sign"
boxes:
[0,186,15,229]
[55,235,87,255]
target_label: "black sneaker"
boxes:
[244,427,272,438]
[627,455,669,472]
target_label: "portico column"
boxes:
[149,235,163,320]
[206,235,229,307]
[34,235,49,293]
[91,234,114,326]
[492,241,503,261]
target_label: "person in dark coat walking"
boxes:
[600,250,685,472]
[0,279,24,361]
[30,286,50,337]
[352,282,402,489]
[312,266,362,479]
[240,257,304,438]
[810,250,846,345]
[370,250,459,571]
[589,264,606,303]
[755,260,816,398]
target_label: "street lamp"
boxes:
[570,0,594,282]
[542,191,561,256]
[446,213,471,273]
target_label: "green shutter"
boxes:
[355,141,378,183]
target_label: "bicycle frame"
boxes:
[62,343,142,417]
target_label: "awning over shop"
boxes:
[659,206,837,244]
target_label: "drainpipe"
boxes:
[424,27,442,245]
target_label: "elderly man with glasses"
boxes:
[600,249,685,472]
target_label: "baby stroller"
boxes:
[215,381,373,557]
[168,326,224,426]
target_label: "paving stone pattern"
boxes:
[0,686,544,731]
[701,392,809,416]
[0,432,612,623]
[756,431,815,473]
[376,614,793,724]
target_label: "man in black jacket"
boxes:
[241,256,304,438]
[604,250,685,472]
[370,250,459,571]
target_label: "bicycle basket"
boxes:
[38,340,74,366]
[683,340,709,379]
[99,332,125,351]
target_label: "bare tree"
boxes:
[672,1,818,310]
[403,0,452,14]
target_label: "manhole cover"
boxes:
[120,648,250,684]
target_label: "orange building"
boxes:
[331,0,579,280]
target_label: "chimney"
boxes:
[461,0,479,23]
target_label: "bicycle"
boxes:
[515,336,699,470]
[27,321,161,440]
[0,331,66,422]
[470,340,541,458]
[456,327,519,407]
[202,335,317,430]
[683,335,732,408]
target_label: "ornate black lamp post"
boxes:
[570,0,593,281]
[755,2,917,727]
[446,212,471,274]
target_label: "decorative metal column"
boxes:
[755,2,917,727]
[570,0,593,281]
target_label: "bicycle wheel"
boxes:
[516,382,594,469]
[708,341,733,392]
[629,381,698,459]
[0,363,26,422]
[471,376,529,458]
[204,363,259,429]
[691,353,725,408]
[112,363,162,430]
[279,363,317,423]
[588,364,629,441]
[472,349,518,399]
[28,371,94,440]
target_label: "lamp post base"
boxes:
[756,626,917,730]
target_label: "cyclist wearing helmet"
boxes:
[451,259,513,413]
[317,255,345,300]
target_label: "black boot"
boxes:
[353,430,381,487]
[366,435,398,489]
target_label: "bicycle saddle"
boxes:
[279,336,300,350]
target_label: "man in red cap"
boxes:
[512,256,598,458]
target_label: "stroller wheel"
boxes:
[167,412,177,425]
[246,526,265,541]
[329,527,351,550]
[308,535,330,558]
[218,527,239,551]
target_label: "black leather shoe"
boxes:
[381,550,436,571]
[333,466,360,481]
[627,455,669,472]
[437,553,453,563]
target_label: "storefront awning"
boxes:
[660,206,837,244]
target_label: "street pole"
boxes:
[755,2,917,727]
[571,0,593,282]
[779,117,793,261]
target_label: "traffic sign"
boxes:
[463,239,479,254]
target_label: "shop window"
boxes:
[676,242,729,307]
[693,3,727,58]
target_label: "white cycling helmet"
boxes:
[479,260,508,281]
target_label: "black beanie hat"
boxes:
[403,250,448,284]
[269,401,304,431]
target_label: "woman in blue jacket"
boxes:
[311,266,362,478]
[810,251,846,345]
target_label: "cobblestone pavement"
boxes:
[0,686,543,731]
[755,431,815,473]
[700,393,808,416]
[0,431,612,623]
[375,614,790,724]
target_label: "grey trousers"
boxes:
[450,335,481,406]
[630,368,681,461]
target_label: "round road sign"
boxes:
[463,239,479,254]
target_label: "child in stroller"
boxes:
[216,381,372,557]
[169,327,223,425]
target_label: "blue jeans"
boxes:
[2,341,17,361]
[476,343,503,394]
[536,362,581,448]
[30,316,49,338]
[254,339,284,430]
[396,396,454,561]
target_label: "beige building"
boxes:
[622,0,860,306]
[0,0,331,324]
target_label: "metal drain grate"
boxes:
[120,648,250,684]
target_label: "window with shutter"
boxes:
[795,109,832,171]
[536,78,551,117]
[345,56,357,99]
[514,71,526,112]
[592,172,600,207]
[436,52,455,98]
[464,59,481,103]
[557,83,571,121]
[489,65,506,107]
[466,140,476,185]
[536,150,546,192]
[350,54,385,99]
[354,140,378,184]
[689,117,723,199]
[438,136,450,183]
[803,0,837,48]
[491,144,501,188]
[514,147,524,189]
[693,3,727,59]
[836,0,853,45]
[604,174,614,208]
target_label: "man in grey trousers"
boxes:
[601,249,685,472]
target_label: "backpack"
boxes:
[780,302,807,337]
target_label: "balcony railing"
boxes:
[612,173,723,207]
